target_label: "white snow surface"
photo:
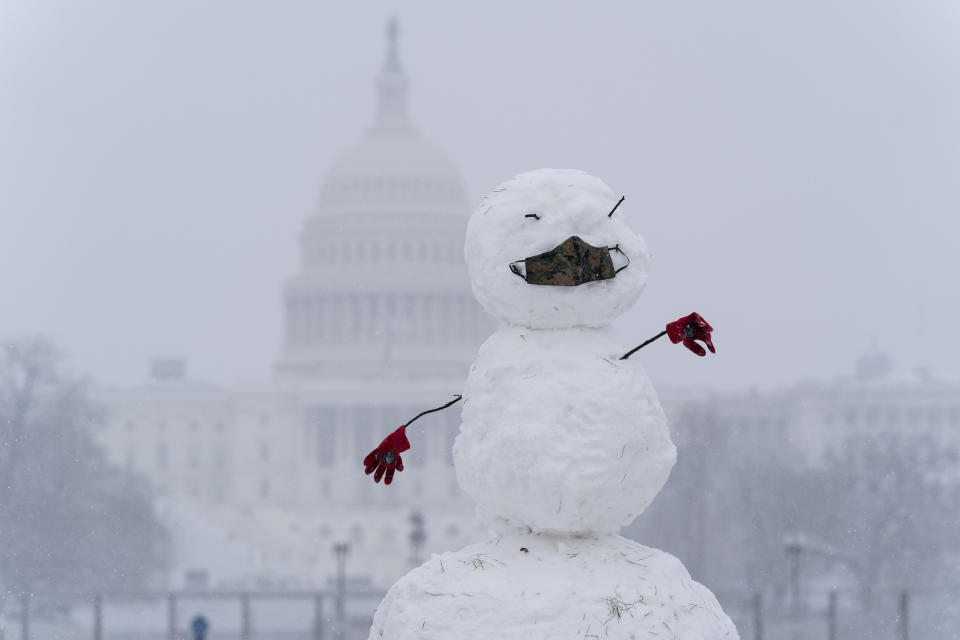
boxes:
[465,168,650,329]
[454,326,676,535]
[368,533,739,640]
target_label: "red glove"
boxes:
[666,312,715,357]
[363,425,410,485]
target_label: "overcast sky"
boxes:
[1,0,957,391]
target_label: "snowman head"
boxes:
[466,169,650,329]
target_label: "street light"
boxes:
[409,510,426,566]
[332,542,350,624]
[783,533,806,614]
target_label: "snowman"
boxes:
[365,169,738,639]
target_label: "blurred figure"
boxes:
[190,614,209,640]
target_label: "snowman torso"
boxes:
[454,325,675,535]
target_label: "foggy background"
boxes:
[1,2,959,639]
[2,0,958,391]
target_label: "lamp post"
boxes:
[332,542,350,625]
[409,510,426,567]
[783,533,806,615]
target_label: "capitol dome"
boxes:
[313,21,468,218]
[277,20,490,380]
[315,129,469,216]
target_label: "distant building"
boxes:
[94,22,492,590]
[93,23,960,593]
[671,346,960,465]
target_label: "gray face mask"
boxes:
[509,236,630,286]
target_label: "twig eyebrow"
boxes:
[608,196,625,218]
[525,213,541,220]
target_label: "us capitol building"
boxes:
[93,25,959,593]
[95,24,493,590]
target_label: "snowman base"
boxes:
[368,534,739,640]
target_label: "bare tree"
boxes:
[626,404,960,616]
[0,338,168,598]
[801,432,960,603]
[626,405,808,596]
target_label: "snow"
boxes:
[369,533,738,640]
[369,169,738,639]
[465,169,650,329]
[454,325,675,535]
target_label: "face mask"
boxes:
[509,236,630,286]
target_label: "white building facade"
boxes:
[95,24,491,590]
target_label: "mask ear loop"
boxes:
[611,245,630,273]
[509,261,527,280]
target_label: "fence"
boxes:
[3,588,958,639]
[719,587,960,640]
[0,589,384,640]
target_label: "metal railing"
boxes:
[718,587,960,640]
[3,589,385,640]
[4,587,959,639]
